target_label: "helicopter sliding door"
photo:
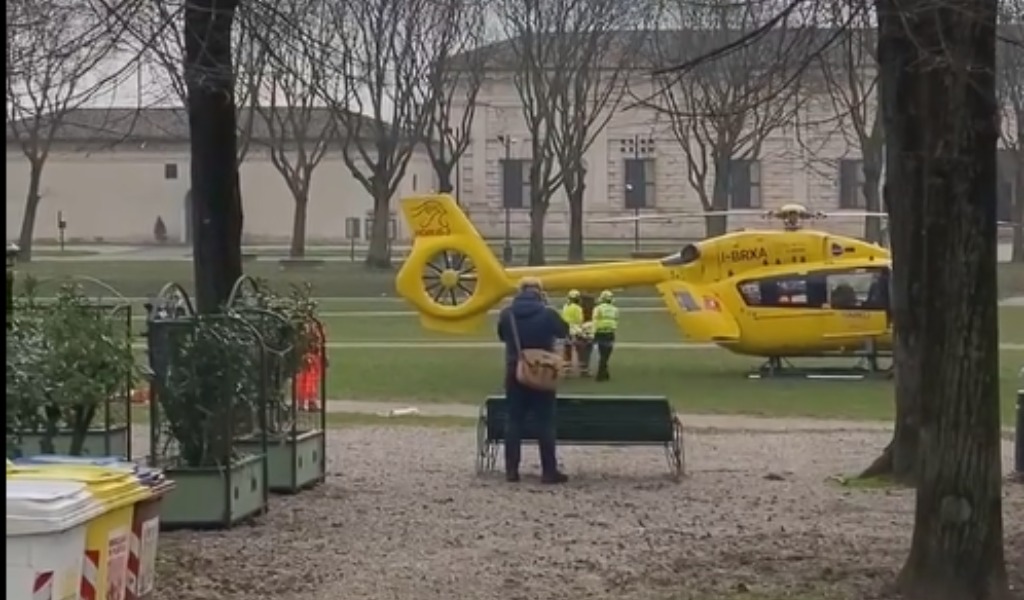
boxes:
[813,266,890,342]
[656,282,740,343]
[734,272,827,353]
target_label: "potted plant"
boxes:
[145,310,270,529]
[229,278,326,493]
[6,283,134,458]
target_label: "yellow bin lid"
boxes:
[7,465,151,510]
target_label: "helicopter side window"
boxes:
[824,268,888,310]
[737,276,810,307]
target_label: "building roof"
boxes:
[5,106,403,145]
[455,25,1022,72]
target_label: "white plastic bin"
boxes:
[6,479,103,600]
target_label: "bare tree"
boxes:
[135,0,266,162]
[814,10,885,242]
[649,0,807,236]
[997,6,1024,260]
[424,0,486,196]
[498,0,655,263]
[498,0,649,264]
[6,0,134,261]
[876,0,1010,596]
[249,0,339,259]
[548,4,654,263]
[313,0,447,269]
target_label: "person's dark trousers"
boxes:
[504,373,558,479]
[577,340,594,375]
[594,331,615,381]
[561,339,574,367]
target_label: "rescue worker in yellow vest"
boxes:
[560,290,585,370]
[593,290,619,381]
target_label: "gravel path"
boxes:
[150,427,1023,600]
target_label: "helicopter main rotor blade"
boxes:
[589,209,764,224]
[816,211,889,218]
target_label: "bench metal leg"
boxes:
[476,415,487,475]
[476,415,500,475]
[665,416,685,481]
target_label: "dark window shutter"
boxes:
[730,161,751,208]
[502,160,523,209]
[624,159,646,209]
[839,160,861,208]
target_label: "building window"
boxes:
[364,217,397,241]
[624,158,656,209]
[839,159,866,209]
[727,159,761,209]
[164,163,178,180]
[501,159,531,209]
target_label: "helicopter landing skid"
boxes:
[748,354,893,381]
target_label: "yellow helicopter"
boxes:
[394,194,893,375]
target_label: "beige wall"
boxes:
[6,142,436,244]
[456,71,877,241]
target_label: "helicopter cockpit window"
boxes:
[660,244,701,266]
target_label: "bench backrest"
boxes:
[484,395,674,443]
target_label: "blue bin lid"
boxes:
[134,467,165,486]
[12,455,134,469]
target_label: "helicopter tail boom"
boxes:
[395,194,677,333]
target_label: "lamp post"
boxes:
[7,243,20,326]
[498,134,514,264]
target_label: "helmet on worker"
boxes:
[567,289,581,302]
[598,290,614,303]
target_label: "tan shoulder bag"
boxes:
[509,312,564,392]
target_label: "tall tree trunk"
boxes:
[705,163,730,237]
[436,164,454,194]
[17,159,45,263]
[289,188,309,259]
[877,1,1010,598]
[365,179,392,269]
[528,192,547,266]
[863,0,924,484]
[1013,152,1024,262]
[567,170,585,264]
[185,0,243,314]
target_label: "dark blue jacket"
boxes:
[497,289,569,367]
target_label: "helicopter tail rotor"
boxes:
[396,195,516,333]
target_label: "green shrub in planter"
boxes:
[226,277,326,493]
[145,301,270,529]
[6,283,134,458]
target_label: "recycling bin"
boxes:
[7,465,150,600]
[6,479,102,600]
[125,469,175,600]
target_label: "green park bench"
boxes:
[477,394,685,480]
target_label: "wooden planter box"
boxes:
[159,453,268,530]
[9,425,130,459]
[234,430,325,494]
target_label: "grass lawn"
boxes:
[112,306,1024,353]
[314,306,1024,344]
[326,346,1023,425]
[15,259,1024,299]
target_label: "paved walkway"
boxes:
[327,399,890,432]
[325,400,1017,437]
